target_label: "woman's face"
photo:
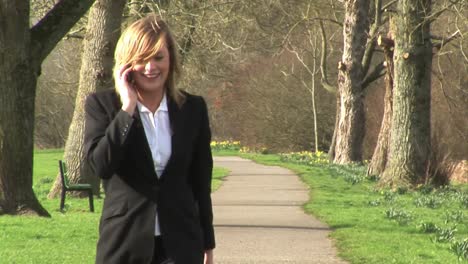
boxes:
[132,43,170,94]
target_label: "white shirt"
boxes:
[137,94,171,236]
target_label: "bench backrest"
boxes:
[59,160,70,189]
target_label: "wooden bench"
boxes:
[59,160,94,212]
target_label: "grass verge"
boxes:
[238,152,467,264]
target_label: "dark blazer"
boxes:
[84,89,215,264]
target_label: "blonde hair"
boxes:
[114,15,185,107]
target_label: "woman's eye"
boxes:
[155,55,164,61]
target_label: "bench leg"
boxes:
[88,190,94,212]
[60,189,66,211]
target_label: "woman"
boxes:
[84,15,215,264]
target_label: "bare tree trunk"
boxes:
[380,0,432,187]
[0,3,46,215]
[0,73,47,216]
[333,0,370,164]
[0,0,95,216]
[311,73,318,153]
[48,0,126,198]
[367,32,395,176]
[328,94,339,161]
[311,36,319,152]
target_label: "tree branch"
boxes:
[30,0,95,66]
[378,35,395,48]
[307,17,343,27]
[318,19,336,94]
[63,26,86,40]
[362,61,386,90]
[432,30,461,50]
[285,43,313,76]
[382,0,397,11]
[427,0,462,24]
[362,0,382,76]
[179,16,197,64]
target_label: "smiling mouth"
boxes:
[144,72,161,79]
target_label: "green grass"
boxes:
[240,153,468,264]
[0,149,229,264]
[3,149,466,263]
[212,167,230,191]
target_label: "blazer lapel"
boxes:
[132,108,159,182]
[160,97,183,179]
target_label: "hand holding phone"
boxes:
[118,64,138,115]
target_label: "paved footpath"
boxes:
[212,156,348,264]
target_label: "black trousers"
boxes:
[151,236,171,264]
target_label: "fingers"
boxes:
[116,64,136,96]
[118,64,133,84]
[203,250,214,264]
[117,64,138,114]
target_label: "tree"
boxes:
[34,40,81,149]
[380,0,433,187]
[0,0,95,216]
[367,29,395,177]
[48,0,127,198]
[369,0,464,182]
[332,0,371,163]
[286,29,322,152]
[48,0,212,198]
[128,0,170,22]
[320,0,387,163]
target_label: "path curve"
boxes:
[212,156,347,264]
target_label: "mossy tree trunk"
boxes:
[48,0,126,198]
[380,0,432,187]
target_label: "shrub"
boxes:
[418,222,439,233]
[368,174,379,182]
[414,196,443,209]
[417,184,435,195]
[451,238,468,261]
[433,226,457,243]
[460,194,468,209]
[210,140,241,152]
[385,208,413,225]
[344,174,365,185]
[279,151,330,166]
[368,200,381,207]
[382,190,398,204]
[444,210,464,224]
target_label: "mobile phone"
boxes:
[126,71,134,83]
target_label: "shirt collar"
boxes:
[137,93,169,113]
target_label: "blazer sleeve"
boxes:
[191,97,215,250]
[84,93,135,179]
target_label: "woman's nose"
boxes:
[145,59,157,71]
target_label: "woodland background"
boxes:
[0,0,466,215]
[34,0,466,161]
